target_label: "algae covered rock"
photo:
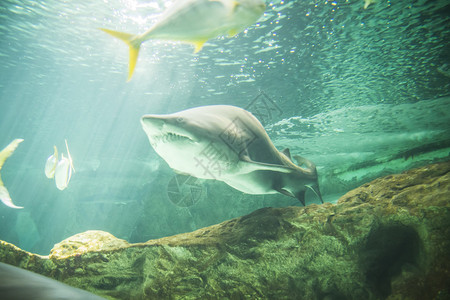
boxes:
[0,161,449,299]
[50,230,129,259]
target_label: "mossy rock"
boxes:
[1,161,449,299]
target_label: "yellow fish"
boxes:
[0,139,24,209]
[364,0,376,9]
[100,0,266,81]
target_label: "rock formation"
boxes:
[1,161,449,299]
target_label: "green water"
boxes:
[0,0,449,255]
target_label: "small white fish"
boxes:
[0,139,24,209]
[44,145,58,179]
[54,140,75,191]
[100,0,266,80]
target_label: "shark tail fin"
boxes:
[0,139,24,209]
[99,28,141,81]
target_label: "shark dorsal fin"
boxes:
[281,148,291,160]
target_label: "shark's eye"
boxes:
[176,117,184,123]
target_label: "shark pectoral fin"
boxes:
[192,40,208,53]
[99,28,141,81]
[240,156,293,174]
[276,188,295,198]
[276,188,306,206]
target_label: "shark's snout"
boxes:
[141,115,165,132]
[141,114,196,145]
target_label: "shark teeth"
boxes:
[153,132,191,145]
[164,132,188,142]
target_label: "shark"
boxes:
[100,0,266,80]
[141,105,323,206]
[0,139,24,209]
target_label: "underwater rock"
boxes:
[0,161,449,299]
[50,230,129,259]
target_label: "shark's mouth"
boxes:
[151,132,193,145]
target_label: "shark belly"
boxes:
[153,140,241,180]
[222,169,280,195]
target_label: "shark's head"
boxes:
[141,114,196,145]
[140,112,235,177]
[141,106,247,149]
